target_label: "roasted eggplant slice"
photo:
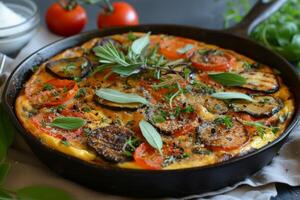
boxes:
[87,125,134,162]
[231,96,282,117]
[197,120,248,151]
[46,57,91,79]
[240,71,279,93]
[200,95,228,114]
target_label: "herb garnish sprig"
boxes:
[93,33,186,78]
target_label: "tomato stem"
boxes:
[102,0,114,13]
[58,0,78,11]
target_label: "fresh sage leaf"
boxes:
[50,117,86,130]
[139,120,163,154]
[0,163,10,185]
[16,186,74,200]
[211,92,253,101]
[177,44,194,54]
[208,72,246,86]
[95,88,149,105]
[131,32,150,55]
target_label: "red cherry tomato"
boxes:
[133,143,163,170]
[46,2,87,36]
[191,50,236,72]
[97,2,139,29]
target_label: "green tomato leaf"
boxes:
[50,117,86,131]
[211,92,253,102]
[0,163,10,185]
[131,32,150,55]
[208,72,246,86]
[139,120,163,154]
[95,88,149,105]
[16,186,74,200]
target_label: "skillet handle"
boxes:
[224,0,287,38]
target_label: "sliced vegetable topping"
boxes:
[211,92,253,102]
[87,125,135,162]
[159,36,195,60]
[197,120,249,151]
[191,49,236,72]
[46,57,91,79]
[231,96,282,118]
[134,143,163,170]
[28,79,78,107]
[239,71,279,93]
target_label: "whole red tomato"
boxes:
[46,2,87,36]
[97,2,139,29]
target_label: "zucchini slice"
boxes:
[46,57,91,79]
[240,71,279,93]
[231,96,282,117]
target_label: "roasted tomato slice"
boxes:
[27,79,78,107]
[191,50,236,72]
[159,36,196,60]
[30,110,83,140]
[133,143,163,170]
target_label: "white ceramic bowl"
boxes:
[0,0,40,56]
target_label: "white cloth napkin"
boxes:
[3,27,300,200]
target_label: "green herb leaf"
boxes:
[214,115,233,128]
[139,120,163,154]
[0,163,10,185]
[112,65,141,76]
[16,186,74,200]
[208,72,246,86]
[211,92,253,102]
[50,117,86,130]
[95,88,148,105]
[177,44,194,54]
[131,32,150,55]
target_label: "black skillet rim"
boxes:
[3,24,300,175]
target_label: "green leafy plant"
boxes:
[50,116,86,130]
[0,104,74,199]
[223,0,251,28]
[250,0,300,61]
[211,91,253,101]
[208,72,246,86]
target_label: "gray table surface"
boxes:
[32,0,300,199]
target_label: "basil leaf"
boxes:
[50,117,86,130]
[139,120,163,154]
[0,163,10,185]
[95,88,148,105]
[131,32,150,55]
[16,186,74,200]
[208,72,246,86]
[211,92,253,101]
[177,44,194,54]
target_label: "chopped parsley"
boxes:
[75,88,86,98]
[123,136,140,157]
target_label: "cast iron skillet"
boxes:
[2,0,300,198]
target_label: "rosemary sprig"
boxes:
[93,33,185,78]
